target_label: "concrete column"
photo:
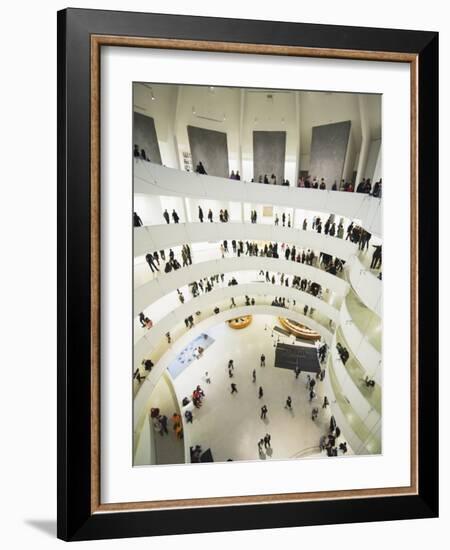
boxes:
[355,95,371,190]
[294,91,301,185]
[239,90,245,178]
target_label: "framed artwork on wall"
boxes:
[57,8,438,541]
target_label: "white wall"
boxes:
[365,138,382,180]
[241,90,299,182]
[134,161,383,234]
[133,83,179,168]
[175,85,241,172]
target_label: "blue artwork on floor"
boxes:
[168,333,215,379]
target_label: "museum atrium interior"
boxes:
[132,83,382,466]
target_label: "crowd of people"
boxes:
[319,415,348,456]
[149,407,183,440]
[145,244,193,274]
[136,206,380,273]
[134,149,382,199]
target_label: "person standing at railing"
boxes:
[195,161,207,174]
[198,205,204,222]
[145,253,159,273]
[207,209,213,222]
[133,212,143,227]
[163,209,170,224]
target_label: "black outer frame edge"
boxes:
[62,7,436,53]
[416,33,439,515]
[56,8,68,542]
[57,8,439,541]
[57,7,93,541]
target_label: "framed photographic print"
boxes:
[57,8,439,541]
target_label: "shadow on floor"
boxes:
[25,519,56,537]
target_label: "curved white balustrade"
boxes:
[324,355,381,455]
[323,370,372,455]
[134,281,338,359]
[348,255,382,317]
[135,222,358,261]
[135,256,349,312]
[330,335,381,426]
[339,298,381,383]
[134,306,333,440]
[135,161,382,236]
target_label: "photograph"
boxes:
[132,83,383,466]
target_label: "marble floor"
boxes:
[170,315,347,464]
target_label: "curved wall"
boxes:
[134,283,338,368]
[348,255,382,317]
[135,222,358,261]
[330,335,381,425]
[135,161,382,235]
[339,297,381,383]
[135,255,349,311]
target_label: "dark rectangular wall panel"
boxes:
[309,121,351,187]
[187,125,229,178]
[133,112,162,164]
[253,131,286,184]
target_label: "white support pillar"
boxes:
[355,95,371,190]
[295,91,301,185]
[239,90,245,179]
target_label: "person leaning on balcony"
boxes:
[356,179,366,193]
[195,161,207,174]
[133,212,143,227]
[163,209,170,224]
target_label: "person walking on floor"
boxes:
[230,383,238,394]
[208,209,213,222]
[260,354,266,367]
[260,405,268,419]
[322,396,329,408]
[258,386,264,399]
[264,433,271,448]
[285,396,292,410]
[258,438,264,452]
[294,365,301,379]
[159,414,169,435]
[252,369,256,383]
